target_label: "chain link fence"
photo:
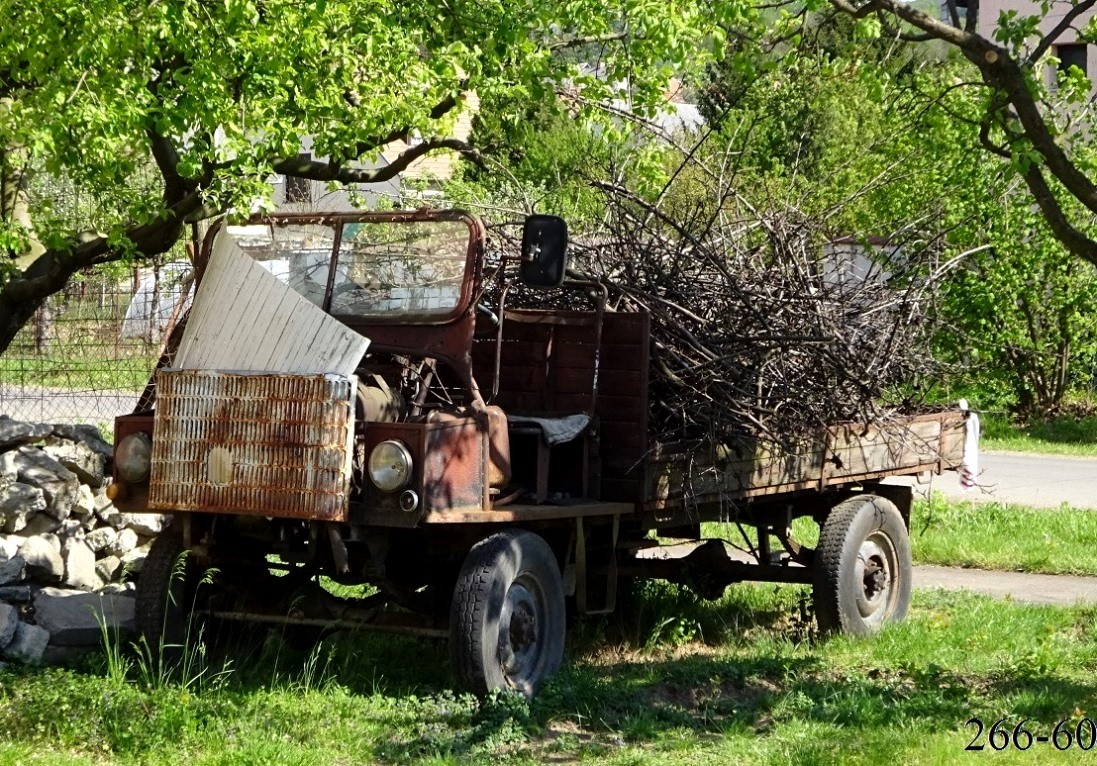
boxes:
[0,260,191,427]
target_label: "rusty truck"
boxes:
[109,210,974,697]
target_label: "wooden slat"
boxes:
[176,229,369,376]
[600,424,645,449]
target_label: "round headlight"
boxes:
[116,432,152,483]
[368,440,413,492]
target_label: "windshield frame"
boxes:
[223,209,481,326]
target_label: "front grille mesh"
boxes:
[148,370,355,520]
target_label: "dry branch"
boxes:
[485,161,951,449]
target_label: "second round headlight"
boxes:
[116,432,152,483]
[368,440,413,492]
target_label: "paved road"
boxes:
[0,385,140,426]
[885,451,1097,510]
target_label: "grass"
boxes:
[981,412,1097,457]
[2,586,1096,765]
[910,496,1097,577]
[707,495,1097,578]
[0,353,156,392]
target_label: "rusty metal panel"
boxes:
[424,413,486,513]
[148,370,355,520]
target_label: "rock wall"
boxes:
[0,416,161,664]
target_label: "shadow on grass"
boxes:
[7,582,1097,763]
[535,652,1097,747]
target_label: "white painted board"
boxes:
[174,226,369,376]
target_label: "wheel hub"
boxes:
[499,582,540,680]
[855,534,896,623]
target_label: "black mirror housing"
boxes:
[520,215,568,288]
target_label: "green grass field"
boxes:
[981,413,1097,457]
[911,496,1097,576]
[1,586,1094,765]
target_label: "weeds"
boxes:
[6,574,1097,764]
[981,412,1097,456]
[911,496,1097,575]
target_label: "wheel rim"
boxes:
[854,531,898,627]
[497,575,545,690]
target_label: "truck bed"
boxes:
[473,306,969,516]
[644,410,967,512]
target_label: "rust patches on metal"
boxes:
[423,411,485,513]
[148,370,355,521]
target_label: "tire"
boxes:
[449,530,566,698]
[813,494,912,636]
[135,522,197,662]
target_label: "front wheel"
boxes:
[813,494,912,636]
[449,530,566,698]
[134,520,199,663]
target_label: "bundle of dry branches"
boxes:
[484,172,950,449]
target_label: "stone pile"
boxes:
[0,416,163,664]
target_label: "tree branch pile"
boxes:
[490,186,949,448]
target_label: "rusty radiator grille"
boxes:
[148,370,356,520]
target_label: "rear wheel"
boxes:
[449,530,565,697]
[813,495,911,636]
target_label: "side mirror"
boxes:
[520,215,568,288]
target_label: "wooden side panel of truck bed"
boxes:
[473,305,968,514]
[644,410,967,511]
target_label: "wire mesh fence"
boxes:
[0,260,191,427]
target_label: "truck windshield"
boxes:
[331,219,470,320]
[227,217,473,320]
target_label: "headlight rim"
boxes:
[116,431,153,484]
[368,439,413,493]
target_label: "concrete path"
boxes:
[916,564,1097,606]
[655,544,1097,607]
[886,451,1097,510]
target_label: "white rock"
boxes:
[48,424,113,463]
[0,452,17,480]
[7,447,79,521]
[0,603,17,648]
[59,519,84,540]
[93,487,114,514]
[71,485,96,519]
[85,526,117,553]
[1,621,49,663]
[0,481,47,534]
[0,584,31,602]
[16,513,61,536]
[105,528,138,558]
[120,544,150,575]
[33,587,134,646]
[0,536,19,560]
[18,535,63,582]
[103,507,126,531]
[120,513,167,537]
[41,440,107,488]
[0,554,25,585]
[94,555,121,583]
[0,418,51,452]
[62,539,101,591]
